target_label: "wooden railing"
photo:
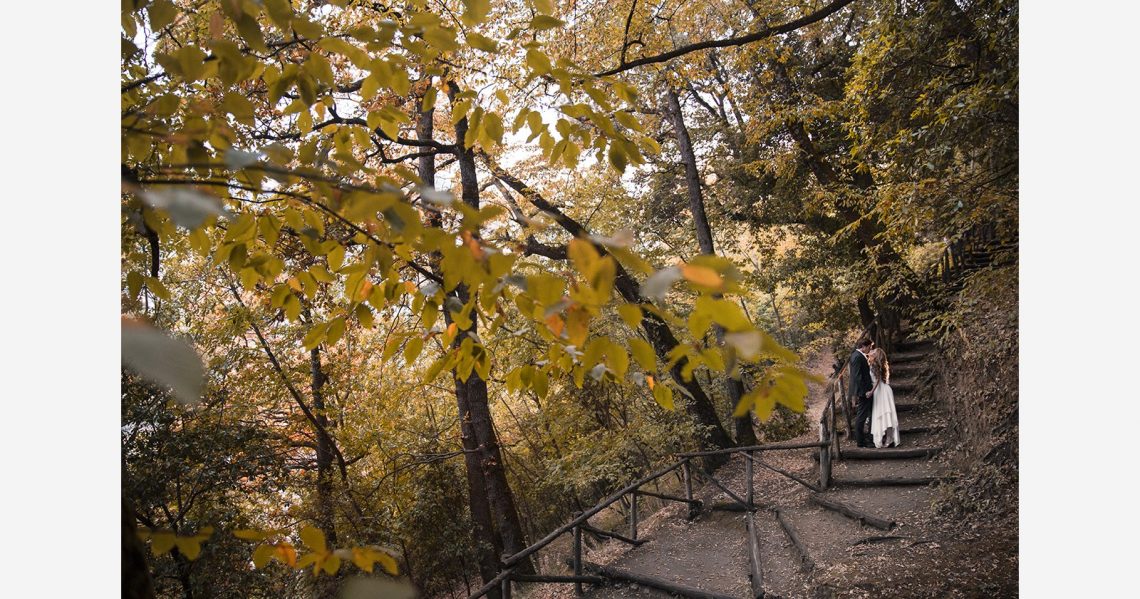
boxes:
[468,333,868,599]
[468,438,831,599]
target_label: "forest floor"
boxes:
[528,344,1017,599]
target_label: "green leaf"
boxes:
[355,303,375,328]
[466,32,499,52]
[148,0,177,30]
[607,143,628,173]
[221,92,255,125]
[461,0,491,25]
[525,49,552,75]
[614,110,645,133]
[126,271,144,299]
[529,15,565,30]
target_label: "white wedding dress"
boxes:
[870,367,901,448]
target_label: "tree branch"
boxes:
[594,0,860,77]
[226,279,349,480]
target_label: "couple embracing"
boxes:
[848,338,900,449]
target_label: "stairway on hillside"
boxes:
[556,331,951,599]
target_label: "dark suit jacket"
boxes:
[848,350,873,401]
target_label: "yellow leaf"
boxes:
[221,92,255,126]
[629,338,656,372]
[233,529,268,541]
[149,0,177,30]
[680,263,723,289]
[652,383,674,411]
[150,532,176,556]
[300,526,327,552]
[525,48,552,74]
[565,305,590,348]
[617,304,642,328]
[376,550,400,575]
[274,542,298,567]
[253,543,275,568]
[687,309,713,339]
[302,323,328,351]
[404,336,424,363]
[325,316,346,347]
[461,0,491,25]
[174,537,203,560]
[321,554,341,575]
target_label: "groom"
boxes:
[848,338,875,448]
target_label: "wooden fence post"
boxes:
[682,459,695,519]
[745,450,754,507]
[573,525,583,596]
[831,394,841,457]
[819,420,831,490]
[629,491,638,540]
[501,574,511,599]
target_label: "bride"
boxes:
[869,347,901,448]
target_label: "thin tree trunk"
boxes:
[449,81,533,574]
[310,347,339,599]
[421,91,504,597]
[122,498,156,599]
[664,87,757,447]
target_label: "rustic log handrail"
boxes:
[676,440,829,457]
[500,458,689,568]
[634,488,701,506]
[743,451,823,493]
[469,325,880,599]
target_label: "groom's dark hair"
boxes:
[857,338,873,348]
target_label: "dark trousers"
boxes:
[853,395,874,447]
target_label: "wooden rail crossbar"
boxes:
[500,458,688,569]
[677,440,829,457]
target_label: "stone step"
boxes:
[831,475,948,488]
[889,381,919,394]
[890,350,929,363]
[894,338,934,352]
[839,446,940,460]
[808,494,894,530]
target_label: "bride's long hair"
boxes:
[871,347,890,383]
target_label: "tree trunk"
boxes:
[664,87,757,447]
[122,499,156,599]
[310,347,339,599]
[422,92,504,596]
[449,82,533,574]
